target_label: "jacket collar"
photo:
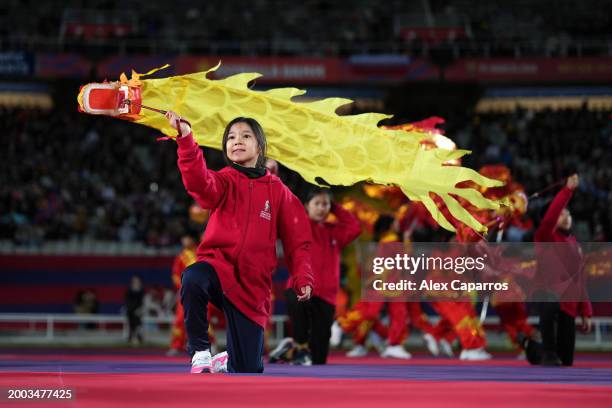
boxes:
[230,162,267,179]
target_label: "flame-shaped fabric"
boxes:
[104,63,503,232]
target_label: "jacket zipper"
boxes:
[226,181,253,294]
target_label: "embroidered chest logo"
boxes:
[260,200,272,221]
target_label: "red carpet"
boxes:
[2,372,612,408]
[2,350,612,407]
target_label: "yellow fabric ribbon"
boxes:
[82,62,505,232]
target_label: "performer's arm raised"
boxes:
[168,111,227,210]
[535,174,577,241]
[330,202,362,249]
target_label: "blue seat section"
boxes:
[0,255,293,317]
[0,255,174,314]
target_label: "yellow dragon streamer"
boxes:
[82,63,504,232]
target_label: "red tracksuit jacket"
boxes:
[287,203,361,306]
[176,132,314,328]
[534,186,592,318]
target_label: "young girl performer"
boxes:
[279,187,361,365]
[166,111,314,373]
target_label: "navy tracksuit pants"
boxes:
[181,261,264,373]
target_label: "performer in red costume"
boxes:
[166,111,313,374]
[522,174,593,366]
[270,187,361,365]
[425,316,456,357]
[167,233,198,356]
[476,165,535,353]
[335,215,414,359]
[419,197,492,360]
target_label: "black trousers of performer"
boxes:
[525,302,576,366]
[285,288,336,365]
[181,261,264,373]
[127,313,142,342]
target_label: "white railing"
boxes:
[0,313,166,341]
[1,313,611,348]
[0,313,289,345]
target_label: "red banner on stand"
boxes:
[176,56,343,84]
[445,57,612,82]
[35,53,612,83]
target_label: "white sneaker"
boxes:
[459,347,492,361]
[381,345,412,359]
[439,339,454,357]
[190,350,212,373]
[367,331,386,354]
[346,345,368,357]
[330,321,343,347]
[211,351,229,373]
[423,333,439,357]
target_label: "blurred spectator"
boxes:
[125,275,144,346]
[0,107,203,248]
[162,287,176,318]
[459,107,612,242]
[143,286,164,319]
[73,288,99,329]
[2,1,610,57]
[0,104,609,245]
